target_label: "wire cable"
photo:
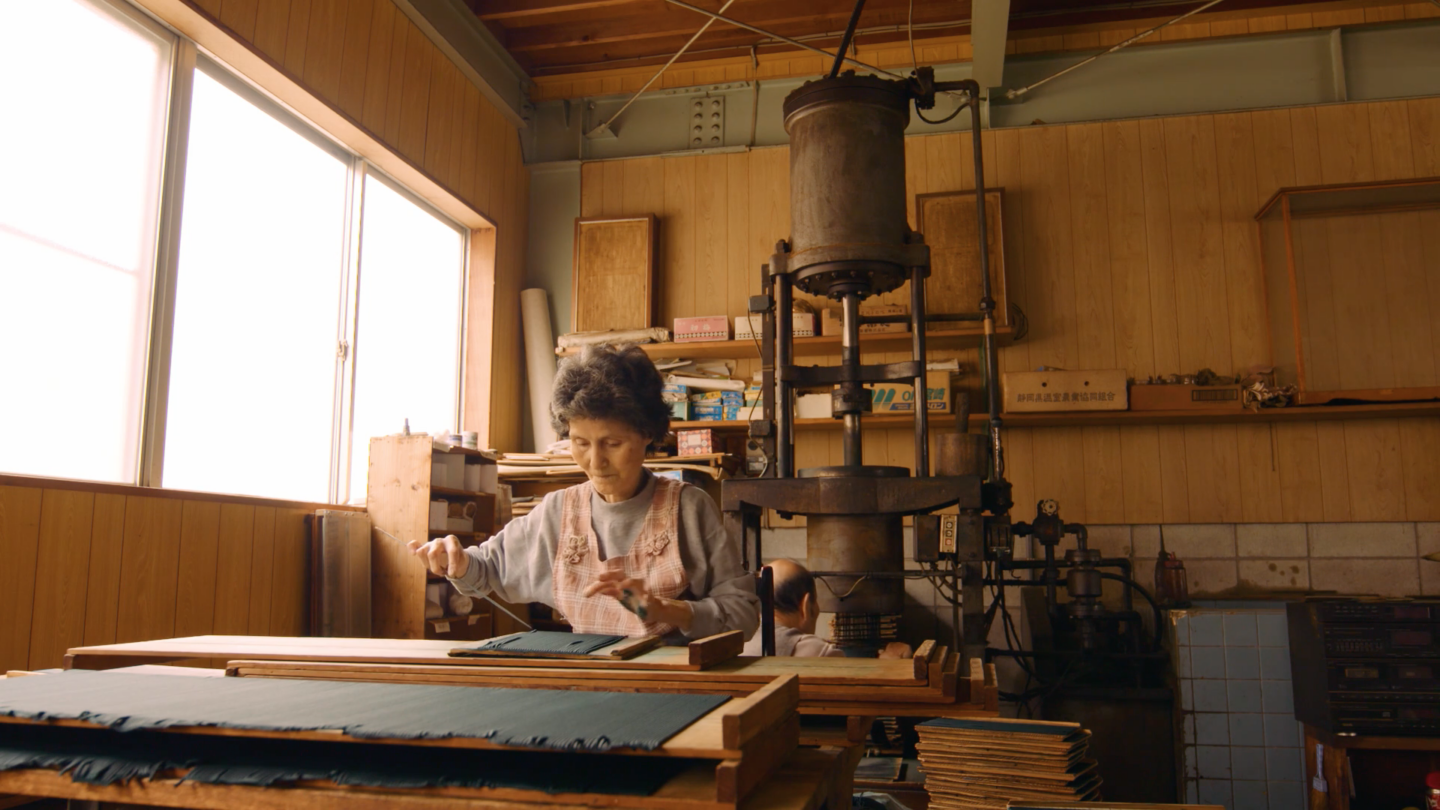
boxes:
[830,0,868,78]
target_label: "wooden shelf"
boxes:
[429,486,497,500]
[557,325,1015,360]
[671,401,1440,432]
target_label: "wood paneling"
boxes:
[577,97,1440,524]
[180,0,530,451]
[0,480,315,671]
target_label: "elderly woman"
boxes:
[409,345,759,640]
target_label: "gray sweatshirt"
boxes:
[450,473,759,640]
[742,624,845,657]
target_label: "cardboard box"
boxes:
[669,401,690,420]
[867,370,952,413]
[735,313,816,340]
[1003,369,1128,412]
[674,315,730,342]
[676,429,716,455]
[821,304,910,336]
[796,393,831,419]
[1129,383,1243,410]
[661,383,689,403]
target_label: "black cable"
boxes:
[915,95,969,125]
[1098,571,1165,651]
[829,0,867,78]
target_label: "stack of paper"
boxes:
[915,717,1100,810]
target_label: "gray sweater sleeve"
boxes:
[674,486,760,641]
[447,490,564,609]
[448,482,760,640]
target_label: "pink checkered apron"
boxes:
[552,476,690,637]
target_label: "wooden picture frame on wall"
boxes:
[571,215,658,333]
[915,189,1009,325]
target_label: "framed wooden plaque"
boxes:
[572,215,657,333]
[915,189,1008,324]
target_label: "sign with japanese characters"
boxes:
[1001,369,1128,413]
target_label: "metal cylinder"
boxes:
[936,434,991,478]
[782,75,912,297]
[806,514,904,614]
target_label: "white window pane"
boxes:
[348,176,465,502]
[163,69,348,502]
[0,0,170,482]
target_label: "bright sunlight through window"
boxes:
[347,177,466,503]
[0,0,170,482]
[163,68,349,502]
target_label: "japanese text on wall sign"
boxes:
[1014,392,1117,403]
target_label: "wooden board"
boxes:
[66,636,927,682]
[573,215,657,332]
[916,189,1008,323]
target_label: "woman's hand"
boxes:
[407,535,471,579]
[583,572,693,631]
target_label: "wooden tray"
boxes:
[64,633,743,673]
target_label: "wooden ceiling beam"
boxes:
[505,0,966,53]
[471,0,645,22]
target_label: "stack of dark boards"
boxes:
[915,717,1099,810]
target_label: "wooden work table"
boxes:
[61,635,999,717]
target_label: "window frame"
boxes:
[27,0,474,502]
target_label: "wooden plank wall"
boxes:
[185,0,528,451]
[0,479,319,673]
[577,97,1440,525]
[530,0,1439,101]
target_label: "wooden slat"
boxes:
[82,493,127,647]
[14,489,75,671]
[396,20,433,162]
[335,0,375,120]
[249,507,278,635]
[269,508,311,637]
[172,500,222,639]
[114,496,185,644]
[251,0,292,60]
[213,504,257,635]
[281,0,313,78]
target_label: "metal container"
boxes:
[782,75,914,298]
[806,514,904,614]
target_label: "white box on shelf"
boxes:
[446,516,474,533]
[796,393,830,419]
[428,500,448,531]
[432,453,464,488]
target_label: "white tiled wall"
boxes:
[1175,607,1306,810]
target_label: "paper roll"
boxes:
[449,592,474,616]
[521,289,560,452]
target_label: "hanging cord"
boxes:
[908,0,918,70]
[1005,0,1225,99]
[915,92,970,125]
[830,0,869,78]
[585,0,738,138]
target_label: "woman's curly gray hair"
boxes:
[550,345,671,446]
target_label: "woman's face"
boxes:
[568,417,650,502]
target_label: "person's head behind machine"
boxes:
[551,345,671,502]
[770,559,821,634]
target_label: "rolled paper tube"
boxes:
[522,289,560,451]
[425,601,444,620]
[449,592,474,616]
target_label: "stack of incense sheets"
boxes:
[915,717,1100,810]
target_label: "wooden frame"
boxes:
[0,672,806,809]
[1255,177,1440,405]
[572,215,658,333]
[914,189,1009,325]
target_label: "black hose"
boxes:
[1098,571,1164,651]
[829,0,867,78]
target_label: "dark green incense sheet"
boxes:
[0,722,692,793]
[460,630,627,656]
[0,670,726,752]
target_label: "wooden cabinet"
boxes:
[366,434,526,641]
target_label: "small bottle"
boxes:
[1426,771,1440,810]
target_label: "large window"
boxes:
[0,1,469,503]
[347,176,466,503]
[0,0,171,483]
[162,67,352,503]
